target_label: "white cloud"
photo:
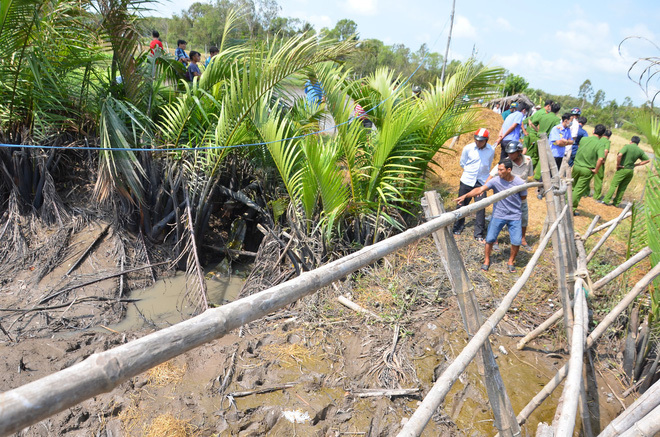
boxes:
[452,15,476,39]
[341,0,378,16]
[287,11,333,30]
[620,23,656,41]
[494,18,512,32]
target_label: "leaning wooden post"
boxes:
[586,203,633,263]
[398,206,567,437]
[582,216,600,240]
[537,133,574,344]
[516,246,652,350]
[583,212,631,239]
[553,279,587,436]
[422,191,520,437]
[512,263,660,428]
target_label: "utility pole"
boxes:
[440,0,456,85]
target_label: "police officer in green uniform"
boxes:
[525,100,552,174]
[593,129,611,200]
[603,136,651,206]
[572,124,606,211]
[532,102,561,180]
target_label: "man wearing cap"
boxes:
[455,158,527,272]
[571,124,606,213]
[486,141,534,249]
[549,113,574,170]
[570,107,581,140]
[496,102,528,160]
[452,128,495,241]
[603,136,651,207]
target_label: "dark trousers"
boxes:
[453,181,487,238]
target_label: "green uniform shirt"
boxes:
[600,137,611,152]
[619,143,650,169]
[537,112,560,135]
[527,109,547,141]
[573,136,604,169]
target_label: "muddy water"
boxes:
[107,266,247,332]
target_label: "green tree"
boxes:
[593,89,606,108]
[502,73,528,96]
[578,79,594,107]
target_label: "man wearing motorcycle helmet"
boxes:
[570,107,581,139]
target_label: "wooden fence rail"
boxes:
[396,205,568,437]
[0,182,540,436]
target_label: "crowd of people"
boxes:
[149,31,219,82]
[454,98,650,272]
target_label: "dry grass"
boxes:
[145,360,187,387]
[262,342,323,369]
[143,414,200,437]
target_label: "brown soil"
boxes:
[0,108,645,436]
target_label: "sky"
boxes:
[153,0,660,105]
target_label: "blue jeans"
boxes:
[486,218,522,246]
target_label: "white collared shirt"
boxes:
[460,142,495,186]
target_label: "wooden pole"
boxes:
[617,404,660,437]
[0,182,540,436]
[513,262,660,427]
[397,206,568,437]
[554,280,586,436]
[582,215,600,240]
[516,246,652,350]
[537,134,574,344]
[440,0,456,85]
[586,203,633,263]
[583,213,631,240]
[423,191,520,437]
[599,379,660,437]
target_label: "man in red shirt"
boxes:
[149,30,163,55]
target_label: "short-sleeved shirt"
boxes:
[501,109,511,120]
[538,112,560,135]
[175,47,188,65]
[600,137,611,152]
[149,39,163,55]
[489,155,534,180]
[575,126,588,146]
[485,175,527,221]
[573,136,604,169]
[501,111,525,141]
[187,63,201,81]
[304,80,324,105]
[549,124,573,158]
[527,109,547,141]
[619,143,650,169]
[459,142,496,186]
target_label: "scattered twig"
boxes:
[98,325,120,334]
[204,245,258,258]
[0,297,139,313]
[0,320,13,342]
[596,367,627,411]
[350,388,420,398]
[218,349,238,394]
[337,296,382,320]
[227,382,296,398]
[65,224,110,276]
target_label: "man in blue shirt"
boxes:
[205,46,219,68]
[175,40,190,66]
[549,112,574,170]
[452,128,495,241]
[455,158,527,272]
[304,77,324,108]
[496,102,528,161]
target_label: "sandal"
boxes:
[507,264,516,273]
[522,244,532,251]
[481,263,490,271]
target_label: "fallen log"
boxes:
[65,224,110,276]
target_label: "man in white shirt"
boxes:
[453,128,496,241]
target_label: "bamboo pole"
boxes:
[513,263,660,427]
[516,246,651,350]
[617,403,660,437]
[582,216,600,240]
[423,191,520,437]
[586,203,633,263]
[396,205,568,437]
[554,279,586,436]
[583,212,631,239]
[0,182,540,436]
[537,134,574,345]
[599,379,660,437]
